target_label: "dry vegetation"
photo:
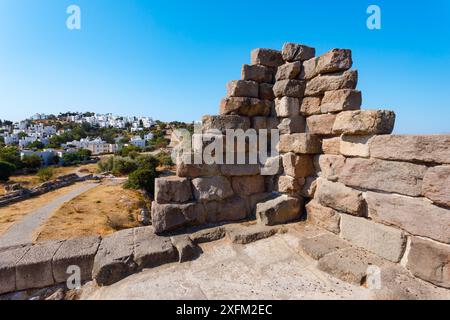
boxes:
[33,182,144,242]
[0,183,84,236]
[0,163,98,195]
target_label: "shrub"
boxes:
[115,145,141,157]
[113,157,138,176]
[21,154,42,171]
[97,156,114,173]
[125,168,158,194]
[155,151,174,167]
[37,167,54,182]
[0,161,15,181]
[135,154,159,171]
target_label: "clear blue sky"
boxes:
[0,0,449,133]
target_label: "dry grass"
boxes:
[33,182,143,242]
[0,183,85,236]
[0,163,98,195]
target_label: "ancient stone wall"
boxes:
[152,43,450,289]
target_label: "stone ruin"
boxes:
[152,43,450,289]
[0,43,448,297]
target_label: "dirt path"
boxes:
[0,183,98,250]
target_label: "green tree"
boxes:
[113,157,138,175]
[0,146,22,168]
[0,161,15,181]
[21,154,42,170]
[125,168,158,194]
[27,140,45,150]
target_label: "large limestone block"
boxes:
[340,135,373,158]
[52,236,101,284]
[220,97,272,117]
[306,114,336,135]
[231,175,265,196]
[252,116,279,131]
[259,83,275,100]
[192,176,234,202]
[369,135,450,164]
[406,237,450,288]
[0,246,29,295]
[301,57,319,80]
[275,61,302,81]
[227,224,279,245]
[339,158,427,197]
[256,195,302,226]
[306,200,341,234]
[321,89,361,113]
[315,178,365,216]
[15,240,63,291]
[133,227,177,268]
[316,49,353,74]
[277,117,306,134]
[202,115,251,132]
[332,110,395,135]
[314,154,346,181]
[281,43,315,62]
[322,137,341,155]
[226,80,259,98]
[340,214,406,262]
[278,133,322,154]
[151,202,206,233]
[275,96,300,117]
[300,233,350,260]
[282,152,315,178]
[300,96,322,116]
[251,48,284,67]
[220,164,261,176]
[276,175,303,195]
[273,79,306,98]
[215,196,249,222]
[155,177,193,204]
[177,161,220,178]
[422,166,450,207]
[366,191,450,244]
[305,70,358,96]
[242,64,274,83]
[92,230,137,287]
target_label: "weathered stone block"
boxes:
[333,110,396,135]
[220,164,261,176]
[273,79,306,98]
[340,214,406,262]
[133,227,177,269]
[300,96,322,116]
[281,42,315,62]
[406,237,450,288]
[176,159,220,178]
[317,247,387,285]
[275,96,300,117]
[251,48,284,67]
[322,137,341,155]
[242,64,274,83]
[366,192,450,244]
[226,80,259,98]
[315,178,364,216]
[423,166,450,207]
[321,89,361,113]
[202,115,251,132]
[277,116,306,134]
[369,135,450,164]
[231,175,265,196]
[340,135,373,158]
[305,70,358,96]
[190,226,226,244]
[259,83,275,100]
[306,200,340,234]
[227,224,279,244]
[339,158,427,197]
[256,195,302,226]
[276,175,303,195]
[192,176,234,202]
[216,196,249,222]
[300,233,350,260]
[251,116,279,131]
[220,97,272,117]
[15,240,63,291]
[155,177,193,204]
[306,114,336,135]
[301,57,319,80]
[151,202,206,233]
[53,236,100,284]
[316,49,352,74]
[275,61,302,81]
[278,133,322,154]
[314,154,346,181]
[0,246,29,295]
[282,152,315,178]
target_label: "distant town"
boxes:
[0,112,192,167]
